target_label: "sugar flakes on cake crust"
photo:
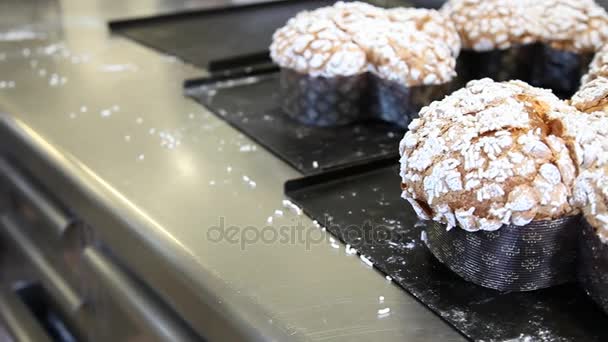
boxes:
[270,2,459,86]
[582,44,608,84]
[442,0,608,52]
[399,78,587,232]
[571,77,608,112]
[575,165,608,242]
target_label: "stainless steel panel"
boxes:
[0,287,52,342]
[83,246,199,342]
[0,215,83,314]
[0,157,74,237]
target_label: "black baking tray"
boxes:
[185,71,404,174]
[109,0,447,71]
[284,161,608,342]
[109,0,336,71]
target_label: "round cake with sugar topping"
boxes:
[269,12,367,78]
[270,1,459,86]
[271,1,460,127]
[399,78,581,232]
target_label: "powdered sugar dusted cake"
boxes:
[570,111,608,241]
[571,77,608,112]
[442,0,608,52]
[575,166,608,242]
[399,78,583,232]
[352,24,456,87]
[441,0,539,51]
[387,8,461,57]
[582,45,608,84]
[270,2,459,86]
[536,0,608,53]
[269,12,367,78]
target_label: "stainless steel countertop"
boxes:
[0,0,465,341]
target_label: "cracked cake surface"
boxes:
[269,12,368,78]
[571,77,608,112]
[442,0,608,52]
[575,165,608,243]
[570,112,608,242]
[582,44,608,84]
[399,78,584,232]
[270,1,458,86]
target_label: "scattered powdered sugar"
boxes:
[0,30,45,41]
[440,309,467,324]
[377,307,391,316]
[99,64,139,73]
[360,255,374,267]
[239,144,257,152]
[345,244,357,255]
[505,329,567,342]
[158,130,181,149]
[404,240,416,249]
[282,199,303,215]
[400,78,585,232]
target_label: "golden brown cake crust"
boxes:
[270,2,459,86]
[399,79,586,231]
[575,166,608,243]
[571,77,608,113]
[442,0,608,53]
[582,44,608,85]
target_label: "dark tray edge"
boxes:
[183,64,279,89]
[284,157,398,199]
[108,0,306,31]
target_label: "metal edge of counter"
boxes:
[0,112,304,342]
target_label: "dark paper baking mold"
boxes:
[425,216,580,292]
[530,45,593,99]
[280,69,370,126]
[578,219,608,314]
[457,44,536,85]
[370,76,452,129]
[280,68,453,128]
[457,43,592,99]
